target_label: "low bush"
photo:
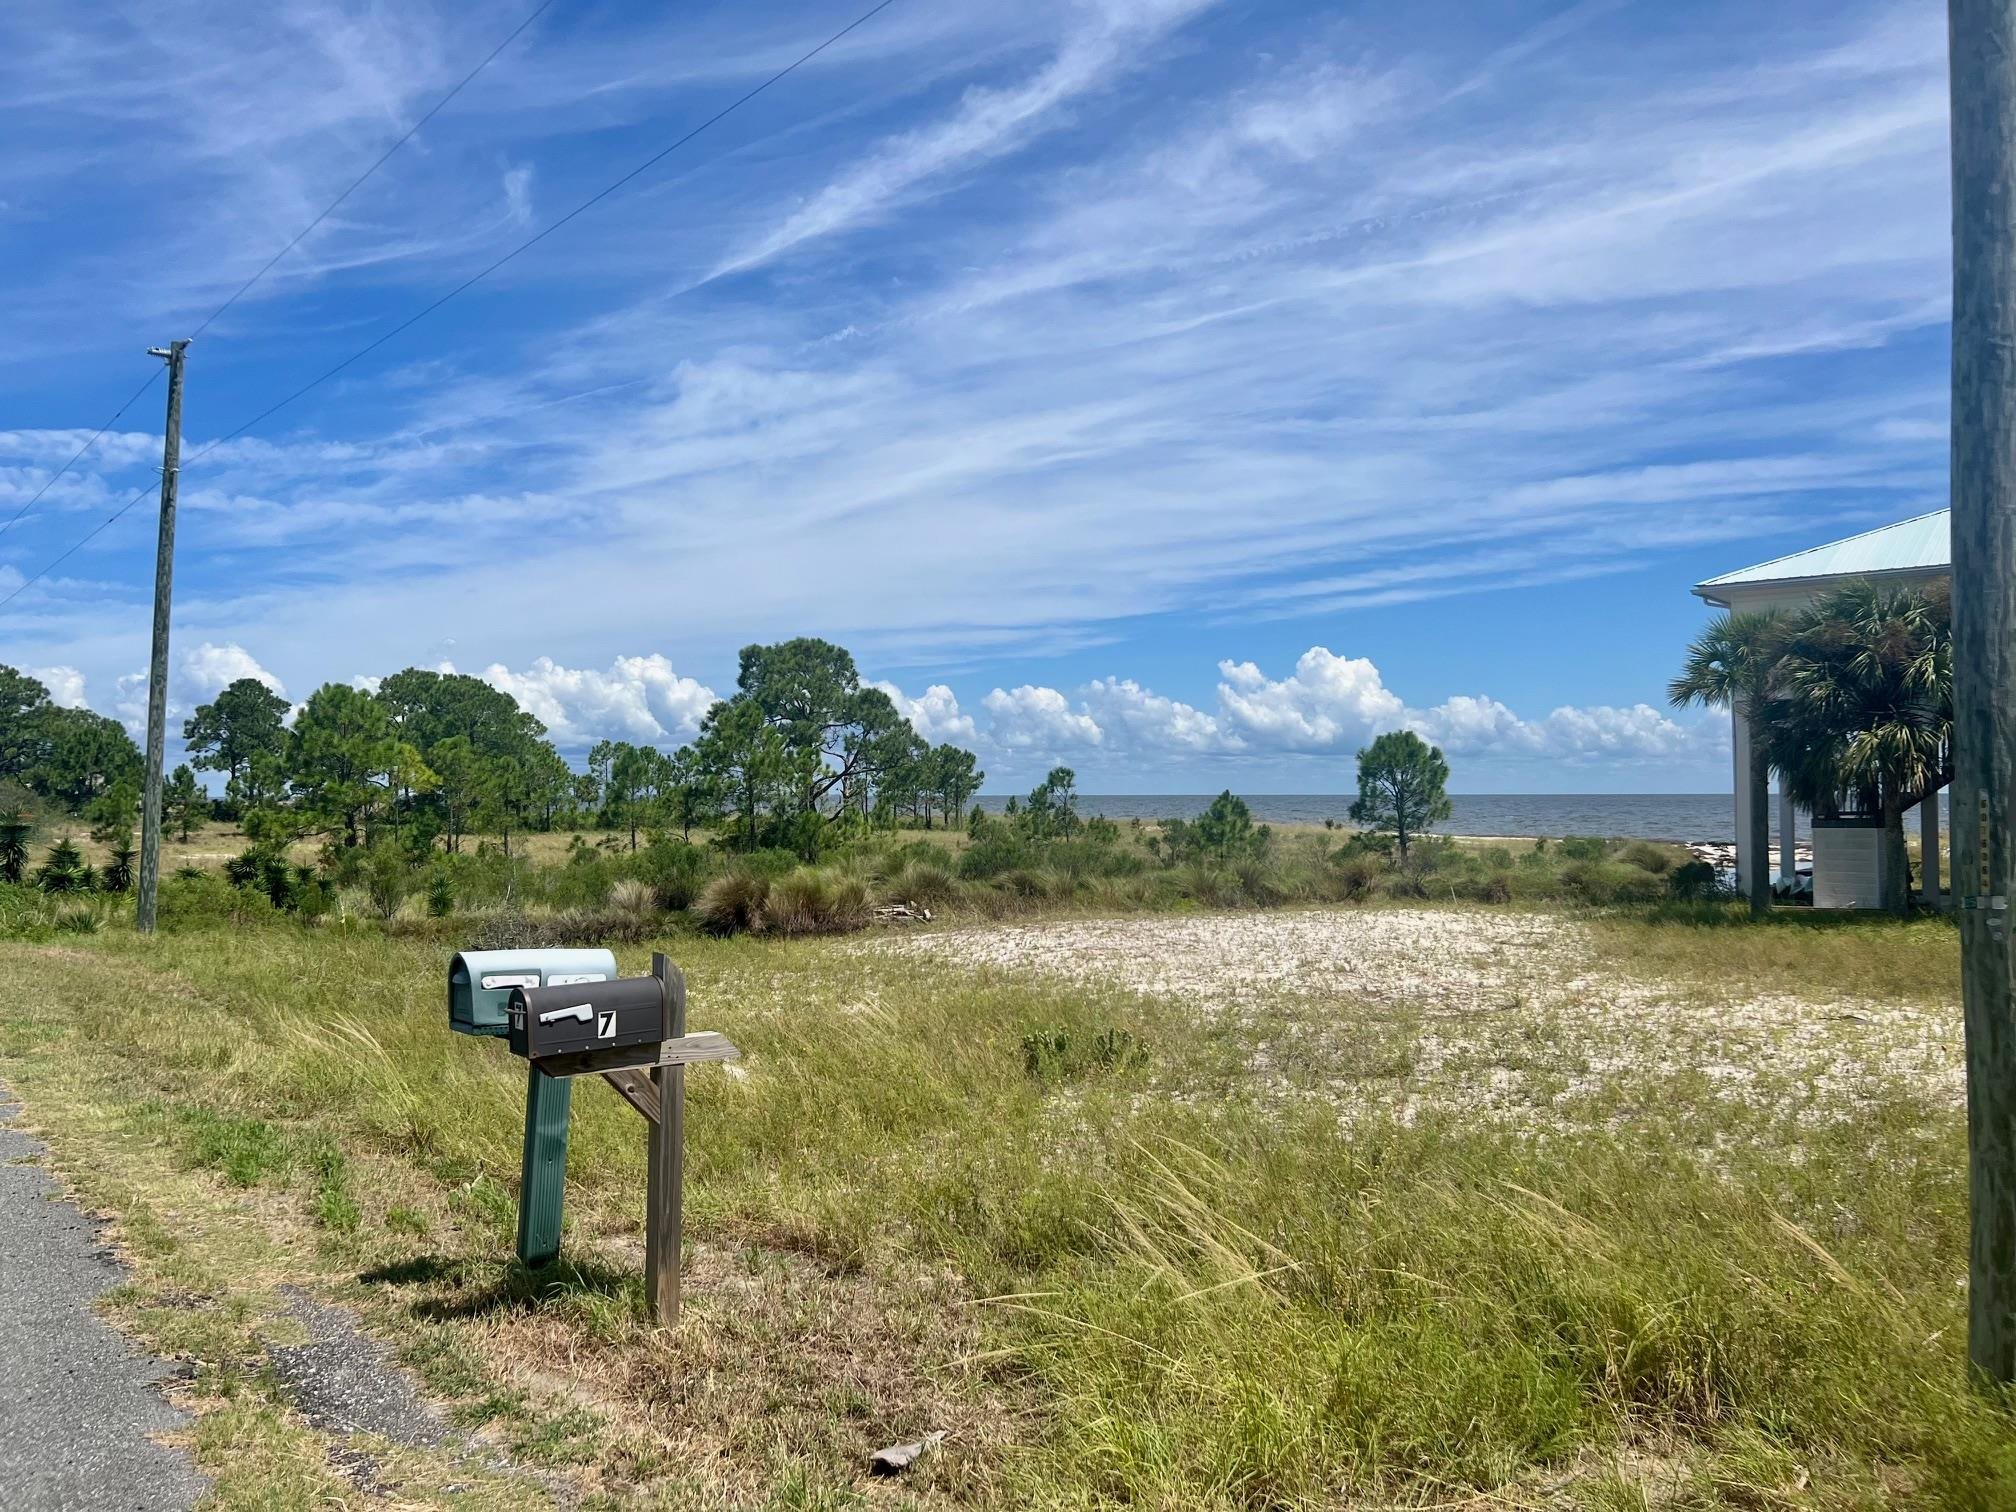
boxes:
[1326,854,1383,903]
[606,878,658,924]
[631,837,711,910]
[1556,835,1611,861]
[884,859,961,907]
[1668,859,1727,901]
[960,835,1032,880]
[764,868,865,937]
[464,911,578,951]
[157,873,279,932]
[1618,840,1675,875]
[1021,1025,1149,1082]
[1560,859,1668,905]
[695,870,769,936]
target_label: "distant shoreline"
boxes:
[965,792,1908,847]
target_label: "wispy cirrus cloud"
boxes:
[0,1,1950,789]
[710,0,1221,279]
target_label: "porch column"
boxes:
[1922,795,1942,904]
[1732,705,1756,894]
[1778,786,1797,884]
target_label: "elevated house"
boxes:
[1692,510,1950,909]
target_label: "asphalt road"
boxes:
[0,1087,207,1511]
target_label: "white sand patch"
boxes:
[870,909,1961,1137]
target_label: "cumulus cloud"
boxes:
[99,642,287,737]
[480,654,718,747]
[874,680,979,744]
[1079,677,1231,752]
[982,684,1105,749]
[27,665,87,708]
[181,641,284,698]
[957,646,1718,768]
[1215,649,1407,751]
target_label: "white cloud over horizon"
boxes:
[478,654,718,747]
[52,638,1719,784]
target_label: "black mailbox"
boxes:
[508,974,669,1067]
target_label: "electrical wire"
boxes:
[205,0,902,453]
[0,0,556,550]
[189,0,562,341]
[0,0,903,614]
[0,369,161,543]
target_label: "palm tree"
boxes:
[1670,609,1787,915]
[1754,581,1951,916]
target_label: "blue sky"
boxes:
[0,0,1950,792]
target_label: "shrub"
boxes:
[634,837,711,911]
[696,870,769,936]
[1668,860,1726,901]
[1326,854,1382,903]
[363,841,414,921]
[49,898,103,934]
[1233,860,1291,907]
[157,874,279,931]
[1407,836,1461,874]
[1618,841,1675,875]
[607,878,658,924]
[1022,1025,1149,1082]
[467,911,577,951]
[995,867,1055,900]
[102,839,136,894]
[425,868,455,918]
[763,868,870,936]
[1479,846,1515,870]
[1560,860,1667,905]
[0,808,29,885]
[1157,792,1272,865]
[1335,831,1395,862]
[885,859,960,907]
[959,835,1030,880]
[1556,836,1610,861]
[34,838,86,894]
[1177,864,1246,909]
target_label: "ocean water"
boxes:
[1024,793,1949,844]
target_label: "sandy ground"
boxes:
[871,910,1960,1141]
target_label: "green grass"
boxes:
[0,902,2005,1507]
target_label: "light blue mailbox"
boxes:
[447,948,618,1038]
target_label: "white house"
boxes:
[1692,510,1951,908]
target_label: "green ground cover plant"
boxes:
[0,888,2000,1508]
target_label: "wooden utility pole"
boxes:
[136,340,189,935]
[1949,0,2016,1385]
[645,951,687,1324]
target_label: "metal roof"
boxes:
[1695,509,1950,592]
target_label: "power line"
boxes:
[0,0,555,549]
[205,0,903,453]
[0,368,161,543]
[189,0,561,341]
[0,0,903,614]
[0,476,159,611]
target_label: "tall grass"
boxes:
[0,915,2003,1506]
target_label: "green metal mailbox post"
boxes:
[448,948,617,1265]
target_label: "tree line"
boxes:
[0,637,984,863]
